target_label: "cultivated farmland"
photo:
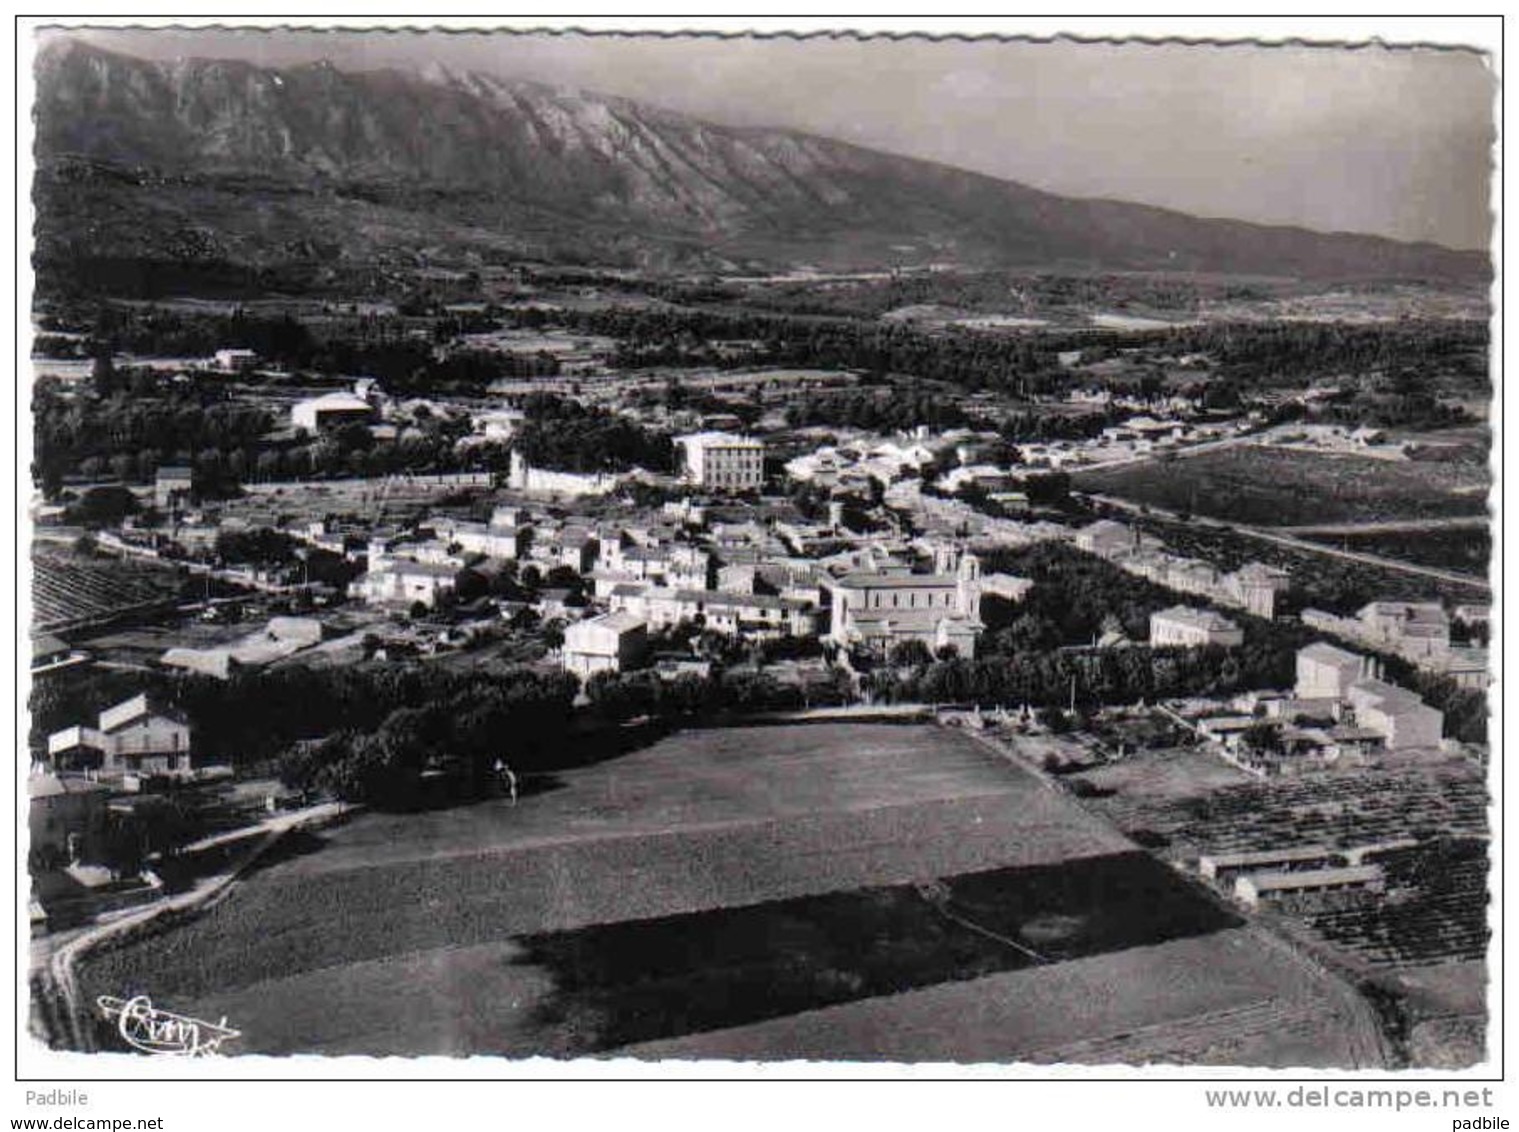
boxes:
[31,549,185,631]
[1075,446,1490,527]
[75,722,1377,1063]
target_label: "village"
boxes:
[28,316,1491,1044]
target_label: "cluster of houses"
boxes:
[1302,601,1490,690]
[785,429,950,492]
[1192,640,1447,776]
[779,418,1254,497]
[1077,519,1291,618]
[320,461,1039,682]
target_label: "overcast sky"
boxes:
[54,27,1496,251]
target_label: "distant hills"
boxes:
[32,40,1490,294]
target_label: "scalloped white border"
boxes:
[6,12,1505,1123]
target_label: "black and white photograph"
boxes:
[15,14,1500,1106]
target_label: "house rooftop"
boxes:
[1153,605,1239,632]
[586,612,646,633]
[1299,641,1365,666]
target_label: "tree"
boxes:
[887,638,932,669]
[90,346,117,397]
[1241,721,1284,755]
[69,485,139,527]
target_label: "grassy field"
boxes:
[75,722,1365,1063]
[1075,446,1490,527]
[627,928,1365,1067]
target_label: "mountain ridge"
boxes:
[32,40,1489,291]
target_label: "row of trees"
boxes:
[864,643,1261,708]
[276,669,580,807]
[582,665,846,726]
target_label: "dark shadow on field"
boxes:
[538,718,676,771]
[515,850,1243,1054]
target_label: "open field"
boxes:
[75,723,1372,1062]
[628,928,1367,1067]
[1074,446,1490,527]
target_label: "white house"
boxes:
[472,408,527,442]
[213,348,259,373]
[1356,601,1452,659]
[1295,642,1379,701]
[350,559,459,608]
[1293,642,1444,752]
[562,613,648,679]
[1345,679,1444,751]
[1149,605,1244,648]
[1075,519,1137,557]
[47,693,193,777]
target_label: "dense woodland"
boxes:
[513,393,675,474]
[784,388,971,432]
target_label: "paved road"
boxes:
[1084,493,1490,593]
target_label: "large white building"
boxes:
[562,613,647,680]
[291,391,376,433]
[828,551,984,659]
[1295,642,1380,701]
[1355,601,1452,659]
[675,432,765,492]
[1345,680,1445,751]
[1149,605,1244,648]
[1292,642,1443,752]
[1075,519,1140,557]
[430,517,530,561]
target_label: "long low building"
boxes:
[1199,845,1334,883]
[1234,864,1385,910]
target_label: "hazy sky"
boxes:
[54,27,1496,250]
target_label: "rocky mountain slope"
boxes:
[32,40,1488,292]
